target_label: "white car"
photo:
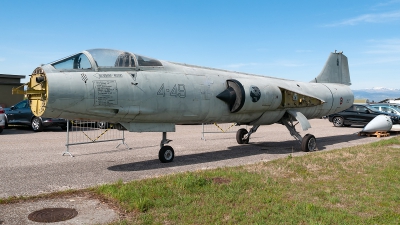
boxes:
[370,104,400,116]
[0,106,5,133]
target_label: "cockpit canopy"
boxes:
[51,49,162,70]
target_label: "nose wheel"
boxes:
[159,132,174,163]
[159,145,174,163]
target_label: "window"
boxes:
[14,100,28,109]
[114,52,136,67]
[381,107,390,112]
[355,106,367,112]
[137,55,162,67]
[88,50,162,67]
[52,53,92,70]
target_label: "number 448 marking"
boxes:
[157,83,186,98]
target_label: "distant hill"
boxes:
[352,87,400,103]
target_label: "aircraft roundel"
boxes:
[250,85,261,102]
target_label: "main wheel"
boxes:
[159,146,174,163]
[332,116,344,127]
[31,117,43,132]
[0,127,3,133]
[236,128,249,144]
[301,134,316,152]
[98,121,108,129]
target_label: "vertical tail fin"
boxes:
[310,51,351,85]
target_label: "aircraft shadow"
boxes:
[108,145,267,172]
[108,133,371,172]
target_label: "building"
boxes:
[354,98,370,104]
[0,74,26,108]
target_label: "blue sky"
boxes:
[0,0,399,90]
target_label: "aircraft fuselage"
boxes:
[15,49,354,160]
[28,60,352,132]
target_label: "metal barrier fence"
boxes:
[201,123,248,140]
[64,120,129,157]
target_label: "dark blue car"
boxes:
[4,100,70,131]
[328,104,400,127]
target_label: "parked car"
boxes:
[0,106,5,133]
[328,104,400,127]
[370,103,400,115]
[4,100,70,132]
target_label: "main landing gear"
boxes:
[159,132,174,163]
[235,117,317,152]
[281,117,316,152]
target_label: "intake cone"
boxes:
[216,79,245,113]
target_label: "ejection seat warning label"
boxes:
[93,80,118,106]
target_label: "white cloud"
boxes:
[373,0,400,8]
[325,10,400,26]
[363,39,400,54]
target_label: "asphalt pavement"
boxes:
[0,119,393,198]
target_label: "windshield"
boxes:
[384,106,400,114]
[390,104,400,110]
[365,105,382,113]
[52,53,92,70]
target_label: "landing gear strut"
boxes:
[236,125,260,144]
[235,117,317,152]
[159,132,174,163]
[281,116,317,152]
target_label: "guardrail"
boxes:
[64,120,129,157]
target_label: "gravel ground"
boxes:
[0,119,395,224]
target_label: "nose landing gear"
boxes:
[159,132,174,163]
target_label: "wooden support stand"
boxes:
[358,131,390,138]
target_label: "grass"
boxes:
[93,136,400,224]
[1,136,399,224]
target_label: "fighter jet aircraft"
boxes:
[14,49,353,162]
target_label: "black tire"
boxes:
[61,122,72,130]
[31,117,43,132]
[332,116,344,127]
[97,121,108,129]
[236,128,249,144]
[4,118,8,129]
[0,127,3,133]
[301,134,316,152]
[159,146,174,163]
